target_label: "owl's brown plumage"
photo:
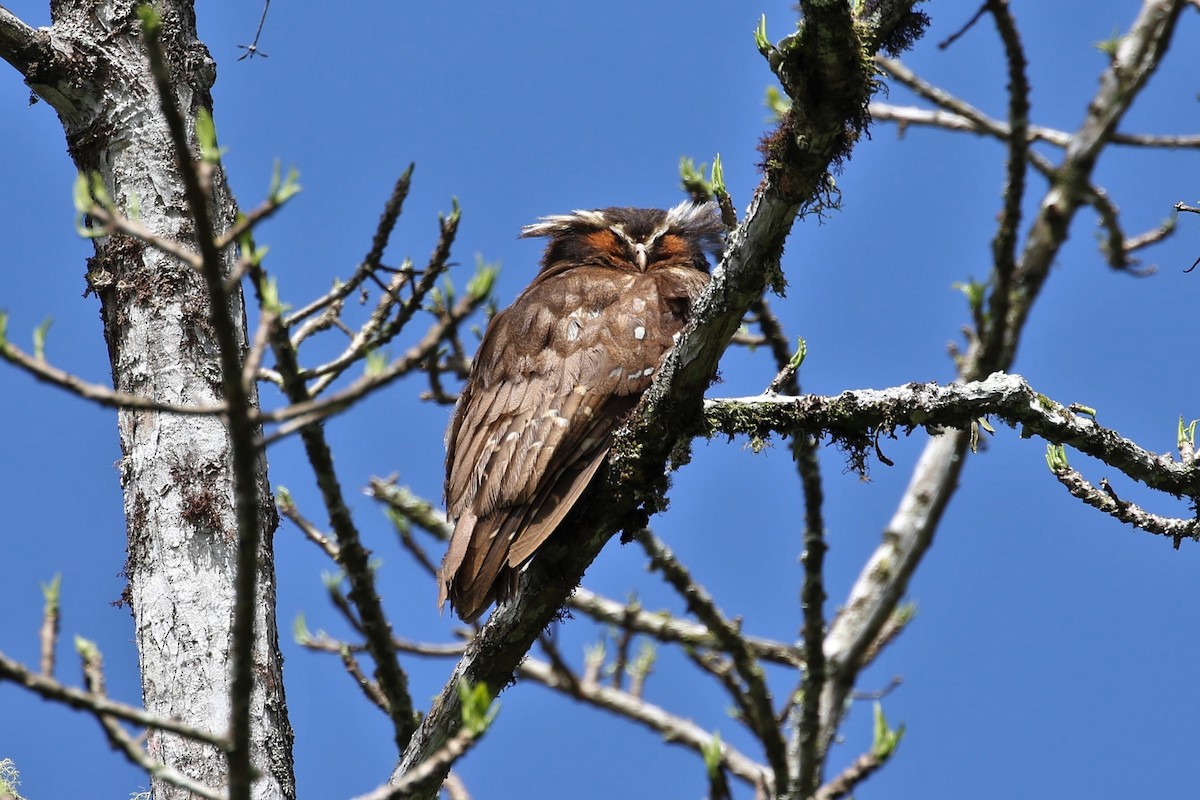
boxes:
[439,201,724,621]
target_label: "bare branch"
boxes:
[0,649,227,747]
[813,751,886,800]
[519,657,769,791]
[0,7,49,79]
[569,587,803,667]
[0,336,225,416]
[352,727,481,800]
[77,641,225,800]
[706,374,1199,499]
[637,531,789,792]
[277,492,340,560]
[816,0,1188,765]
[979,0,1031,372]
[1050,465,1200,546]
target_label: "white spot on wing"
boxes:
[633,325,646,340]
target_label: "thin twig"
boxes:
[0,649,227,746]
[352,727,482,800]
[285,166,415,327]
[569,587,804,666]
[980,0,1030,373]
[278,492,340,560]
[813,751,885,800]
[637,530,789,793]
[249,226,419,752]
[1050,466,1200,547]
[78,642,225,800]
[237,0,270,60]
[519,656,769,790]
[0,338,225,416]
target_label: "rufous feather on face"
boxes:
[438,201,725,621]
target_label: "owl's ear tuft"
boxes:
[665,200,725,257]
[520,209,610,239]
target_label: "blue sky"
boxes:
[3,2,1200,798]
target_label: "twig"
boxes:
[302,632,468,659]
[277,492,340,559]
[637,530,789,793]
[367,479,448,577]
[813,751,885,800]
[338,646,390,713]
[442,772,471,800]
[285,166,415,327]
[257,293,481,445]
[38,577,60,678]
[680,647,756,731]
[86,204,204,270]
[0,649,227,746]
[352,727,481,800]
[369,479,452,540]
[237,0,270,60]
[980,0,1030,373]
[538,634,582,696]
[1050,466,1200,547]
[795,476,828,796]
[519,656,768,790]
[0,337,225,416]
[937,3,987,49]
[78,641,225,800]
[241,306,278,396]
[569,587,804,666]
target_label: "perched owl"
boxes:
[438,201,725,621]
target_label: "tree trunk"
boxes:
[3,2,294,797]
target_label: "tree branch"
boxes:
[0,333,225,416]
[518,657,769,791]
[637,531,788,792]
[0,649,227,747]
[705,373,1199,499]
[0,7,47,78]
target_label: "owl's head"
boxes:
[521,201,724,274]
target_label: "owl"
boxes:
[438,201,725,622]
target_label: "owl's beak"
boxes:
[634,243,648,270]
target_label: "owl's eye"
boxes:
[654,234,691,262]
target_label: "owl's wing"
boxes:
[439,268,678,620]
